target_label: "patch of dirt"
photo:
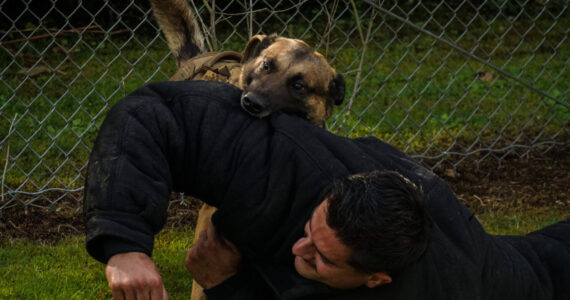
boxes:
[1,147,568,245]
[0,203,84,244]
[0,194,203,245]
[436,146,569,213]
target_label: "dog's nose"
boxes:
[241,94,264,114]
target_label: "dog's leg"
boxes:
[189,204,217,300]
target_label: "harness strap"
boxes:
[169,51,243,87]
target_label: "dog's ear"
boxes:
[241,34,278,63]
[328,73,346,105]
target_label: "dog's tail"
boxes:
[150,0,206,66]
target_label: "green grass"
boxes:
[1,211,566,299]
[1,17,568,193]
[0,229,194,299]
[476,208,569,235]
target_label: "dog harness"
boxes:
[169,51,243,87]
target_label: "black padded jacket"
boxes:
[84,81,570,300]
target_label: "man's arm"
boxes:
[83,81,248,297]
[84,81,245,263]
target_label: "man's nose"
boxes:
[292,237,314,259]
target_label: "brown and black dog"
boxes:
[150,1,345,298]
[151,0,345,126]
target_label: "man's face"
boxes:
[291,199,373,289]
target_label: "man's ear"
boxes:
[364,272,392,288]
[328,73,346,106]
[241,34,278,63]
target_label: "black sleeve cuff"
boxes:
[87,236,152,264]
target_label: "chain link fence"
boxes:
[1,0,568,210]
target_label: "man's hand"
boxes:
[185,222,242,289]
[106,252,168,300]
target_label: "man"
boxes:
[290,170,431,289]
[84,81,570,299]
[184,170,431,298]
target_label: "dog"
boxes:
[150,1,346,299]
[150,0,345,127]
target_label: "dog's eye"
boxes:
[262,61,271,71]
[293,82,304,90]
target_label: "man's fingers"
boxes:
[205,222,240,256]
[110,287,126,300]
[162,285,169,300]
[135,288,150,300]
[185,246,194,271]
[122,287,136,300]
[205,222,231,250]
[193,242,205,257]
[109,281,145,300]
[221,236,241,255]
[108,277,131,300]
[186,246,194,260]
[186,245,202,269]
[140,281,161,300]
[149,283,165,300]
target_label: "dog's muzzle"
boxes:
[241,93,270,118]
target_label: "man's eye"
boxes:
[316,252,334,267]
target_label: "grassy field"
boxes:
[0,229,193,299]
[1,210,567,299]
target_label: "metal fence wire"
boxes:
[0,0,568,209]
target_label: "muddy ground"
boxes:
[1,146,568,245]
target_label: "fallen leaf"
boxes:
[477,71,494,82]
[444,168,458,178]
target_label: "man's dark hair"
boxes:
[325,170,432,274]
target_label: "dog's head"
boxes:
[238,34,345,127]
